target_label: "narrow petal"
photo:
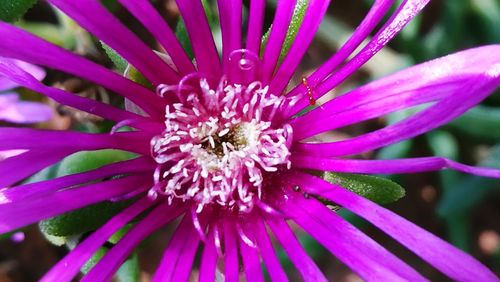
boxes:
[82,202,185,282]
[269,0,331,95]
[0,175,150,234]
[297,79,499,157]
[0,58,45,91]
[266,217,327,282]
[40,197,155,282]
[3,157,154,203]
[199,228,219,282]
[293,172,499,281]
[223,221,240,282]
[176,0,221,79]
[261,0,297,82]
[246,0,266,54]
[239,232,265,282]
[153,214,204,282]
[286,0,430,116]
[0,60,145,124]
[292,45,500,140]
[0,128,150,155]
[292,155,500,178]
[282,191,426,281]
[0,22,164,116]
[217,0,242,71]
[0,149,71,189]
[285,0,395,100]
[253,219,288,282]
[0,93,52,123]
[48,0,179,85]
[116,0,195,75]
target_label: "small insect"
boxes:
[302,77,317,106]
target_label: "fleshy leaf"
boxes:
[39,150,135,237]
[101,42,128,73]
[39,201,131,237]
[261,0,308,61]
[82,247,108,274]
[116,253,140,282]
[323,172,405,205]
[101,42,151,88]
[448,106,500,142]
[0,0,37,22]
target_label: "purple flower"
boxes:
[0,58,52,123]
[0,0,499,281]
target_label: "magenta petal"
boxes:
[291,155,500,178]
[0,60,143,124]
[0,22,164,117]
[239,230,265,282]
[266,217,327,282]
[3,157,154,203]
[285,0,394,101]
[217,0,242,71]
[0,128,150,155]
[261,0,296,82]
[40,197,155,282]
[0,149,71,189]
[118,0,195,75]
[246,0,265,54]
[293,172,499,281]
[292,45,500,140]
[0,93,51,124]
[282,192,426,282]
[48,0,179,86]
[82,203,185,282]
[153,214,203,282]
[254,220,288,282]
[199,228,219,282]
[296,52,500,157]
[0,58,45,91]
[286,0,430,116]
[176,0,221,79]
[269,0,331,95]
[0,175,150,234]
[223,221,240,282]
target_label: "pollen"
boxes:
[150,78,293,213]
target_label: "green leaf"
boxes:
[56,149,135,177]
[39,201,131,237]
[82,247,108,274]
[116,253,140,282]
[447,106,500,142]
[261,0,308,62]
[323,172,406,205]
[101,42,128,73]
[0,0,37,22]
[39,150,135,238]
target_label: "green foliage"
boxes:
[323,172,406,205]
[82,247,107,274]
[101,42,128,73]
[39,201,131,237]
[39,150,135,238]
[0,0,37,22]
[116,253,140,282]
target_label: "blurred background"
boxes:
[0,0,499,281]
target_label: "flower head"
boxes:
[0,0,499,281]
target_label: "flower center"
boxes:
[150,78,293,213]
